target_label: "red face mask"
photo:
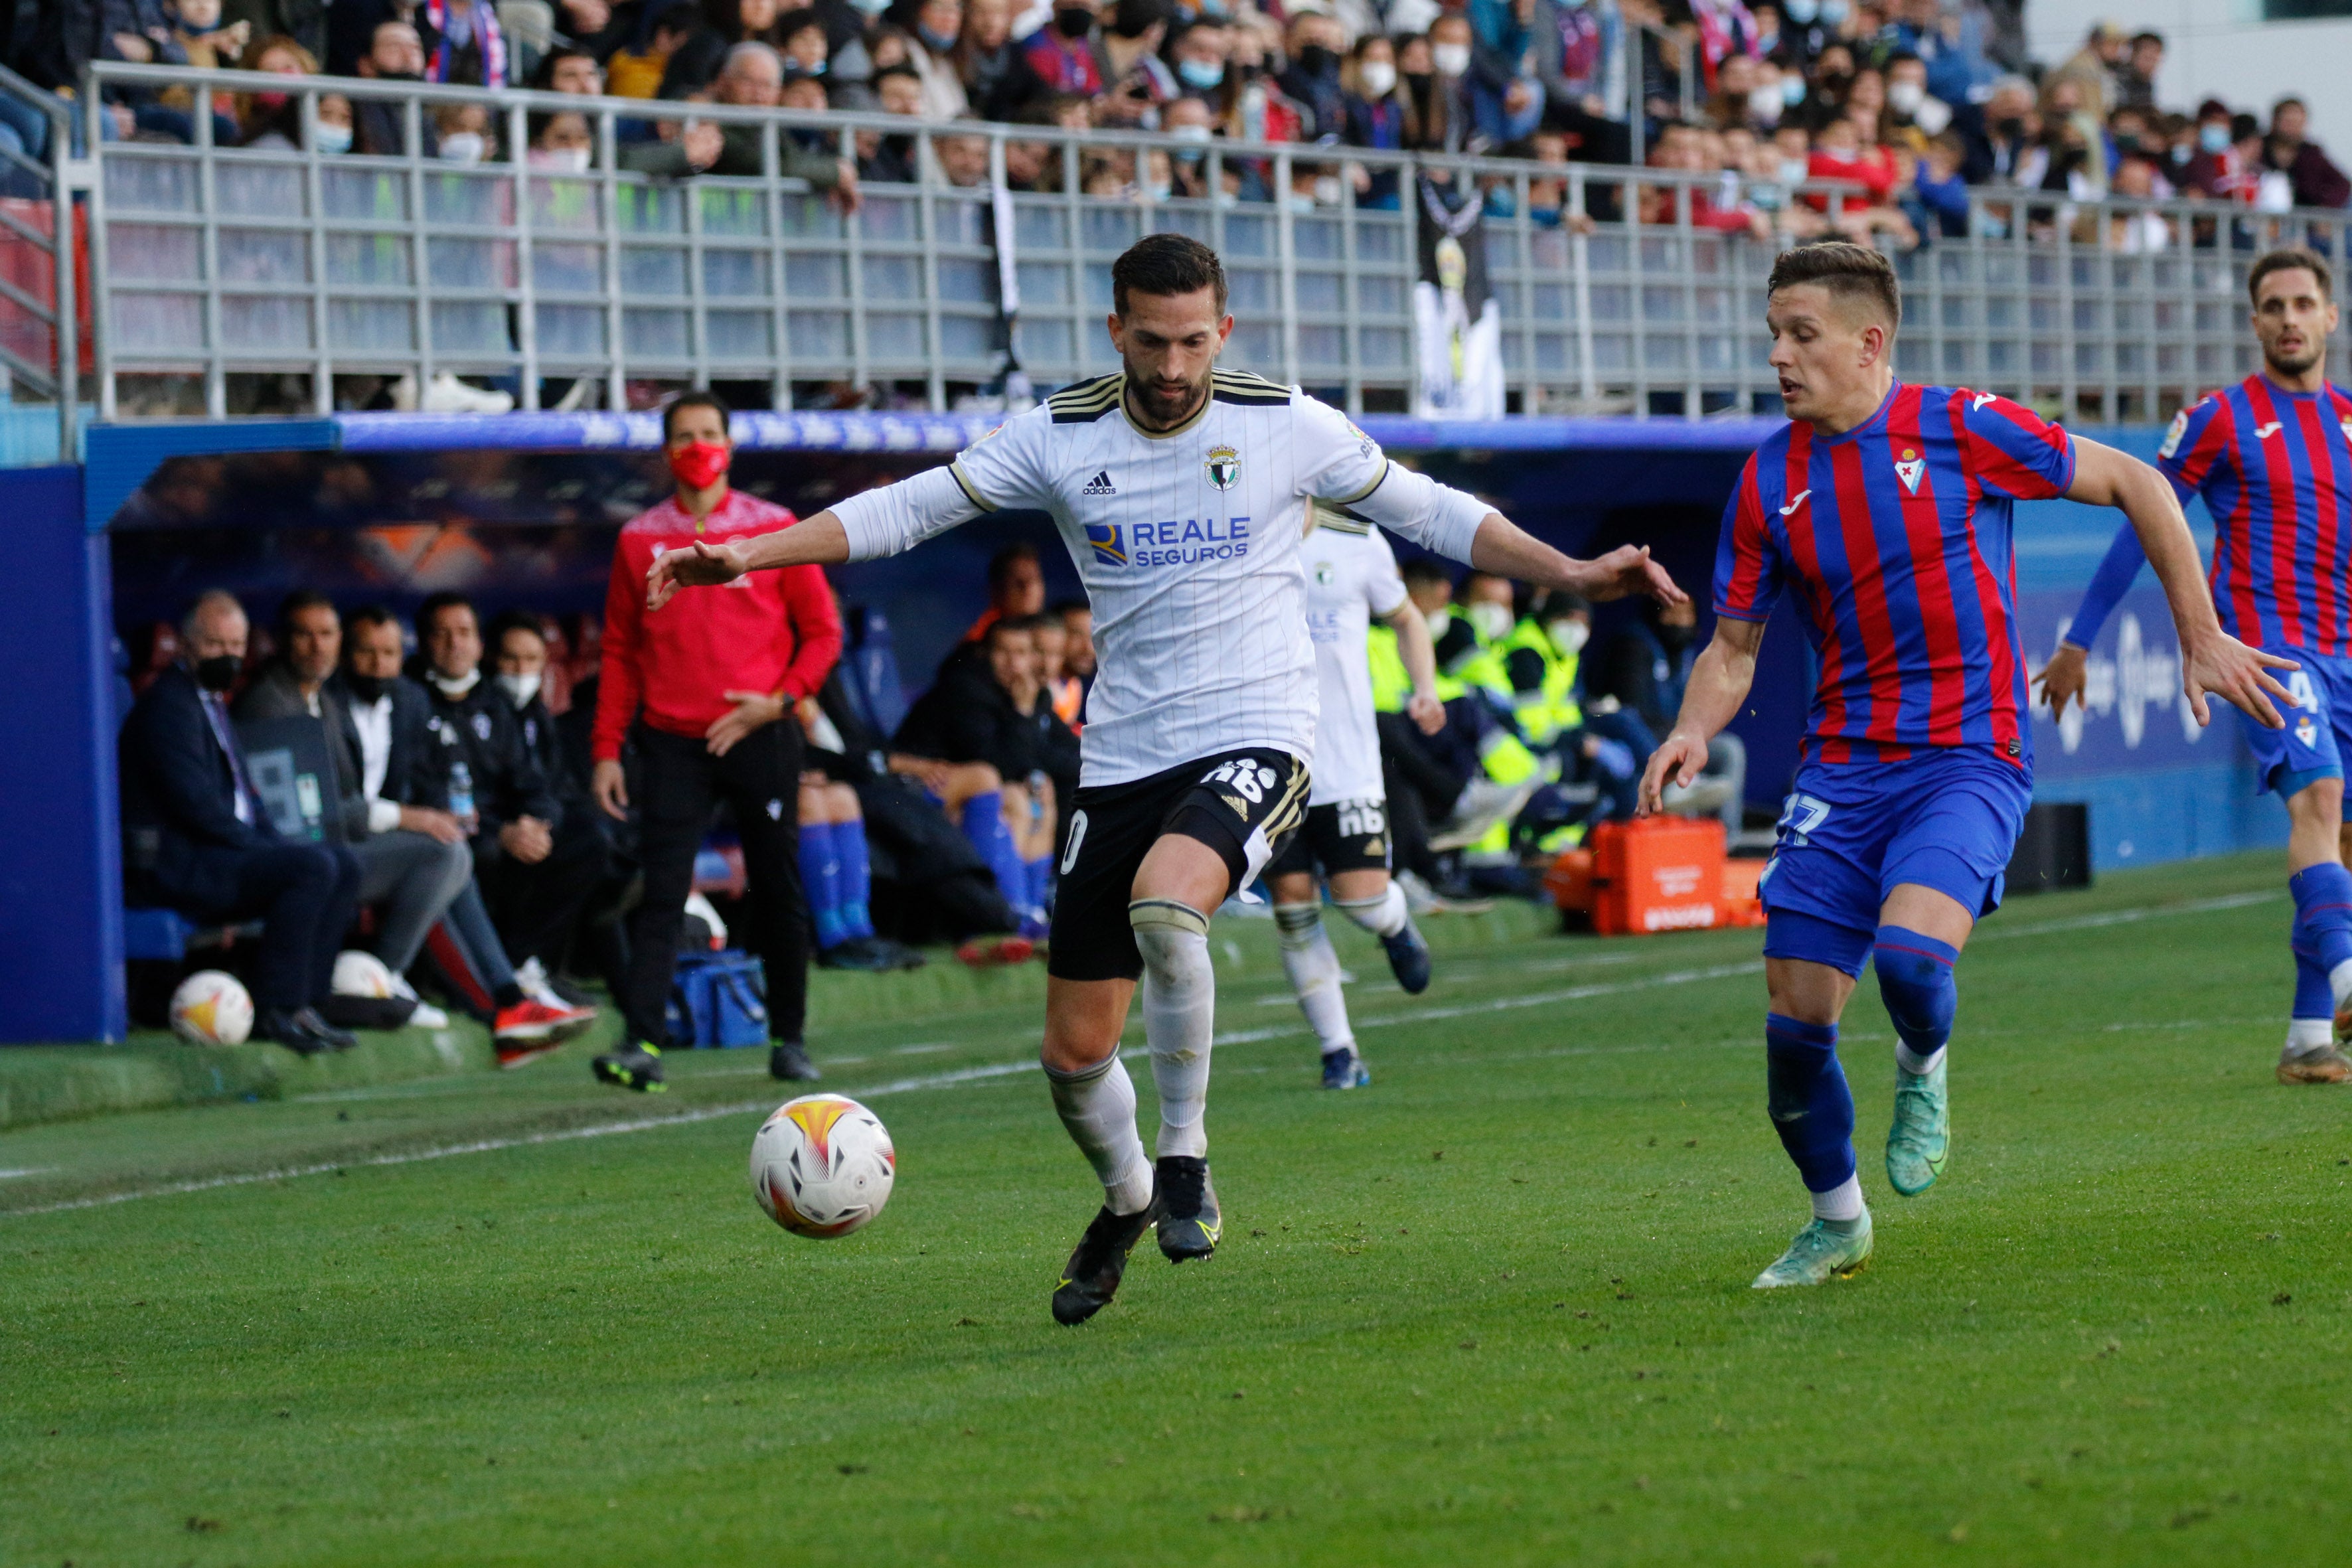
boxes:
[667,438,730,491]
[252,90,289,111]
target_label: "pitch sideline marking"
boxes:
[1,888,2280,1218]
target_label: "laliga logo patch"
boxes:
[2159,408,2189,459]
[1895,447,1926,495]
[1206,445,1241,493]
[1084,522,1127,566]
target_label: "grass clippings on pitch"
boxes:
[5,852,2349,1567]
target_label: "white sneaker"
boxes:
[385,970,450,1029]
[516,957,561,1006]
[420,372,514,414]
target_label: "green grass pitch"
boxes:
[5,850,2350,1565]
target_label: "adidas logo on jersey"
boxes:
[1082,470,1117,495]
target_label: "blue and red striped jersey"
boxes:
[1713,382,2077,767]
[2156,373,2352,655]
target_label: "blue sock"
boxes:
[1873,925,1959,1068]
[799,823,846,950]
[1764,1014,1855,1196]
[2290,864,2352,977]
[1024,854,1052,917]
[832,819,874,941]
[2293,929,2335,1020]
[962,791,1029,911]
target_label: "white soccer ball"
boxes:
[333,950,396,998]
[170,970,254,1046]
[749,1095,896,1238]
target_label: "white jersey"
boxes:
[830,368,1491,787]
[1301,511,1407,805]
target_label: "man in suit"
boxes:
[234,593,472,1012]
[119,591,360,1055]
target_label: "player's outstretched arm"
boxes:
[1467,513,1687,607]
[1379,598,1447,735]
[647,511,854,609]
[1638,616,1764,817]
[2063,438,2297,730]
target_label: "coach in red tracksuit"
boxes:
[589,391,843,1091]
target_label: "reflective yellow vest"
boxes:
[1367,624,1411,714]
[1497,617,1583,747]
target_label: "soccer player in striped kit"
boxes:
[1642,243,2292,1289]
[2041,248,2352,1085]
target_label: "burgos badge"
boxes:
[1206,445,1240,492]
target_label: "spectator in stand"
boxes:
[648,40,860,206]
[773,6,828,77]
[1096,0,1175,127]
[1034,607,1085,731]
[2181,98,2244,202]
[1277,9,1348,141]
[961,540,1046,644]
[2096,155,2171,251]
[885,0,970,119]
[215,0,302,62]
[1879,50,1953,151]
[2116,29,2161,112]
[2043,17,2124,126]
[1343,31,1408,209]
[1417,14,1475,152]
[431,99,495,162]
[234,593,469,1030]
[605,1,703,96]
[353,21,437,157]
[1465,0,1543,146]
[1164,93,1216,198]
[236,40,348,148]
[589,390,844,1092]
[1056,597,1095,694]
[934,118,990,185]
[553,0,632,58]
[957,0,1044,120]
[2264,98,2351,212]
[1978,73,2036,187]
[1644,119,1764,236]
[1535,0,1625,128]
[1165,18,1229,102]
[418,0,507,85]
[1807,111,1916,248]
[1024,0,1106,100]
[860,63,929,179]
[1909,127,1968,237]
[119,591,362,1056]
[534,41,604,92]
[662,0,780,94]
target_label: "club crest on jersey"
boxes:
[1314,561,1334,585]
[1895,447,1926,494]
[2341,416,2352,445]
[1206,445,1241,492]
[2298,717,2319,748]
[1083,522,1127,566]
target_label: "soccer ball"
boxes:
[333,950,396,998]
[170,970,254,1046]
[749,1095,896,1237]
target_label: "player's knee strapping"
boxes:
[1873,925,1958,1071]
[2288,863,2352,984]
[1764,1014,1855,1194]
[1131,899,1215,1158]
[1335,883,1409,939]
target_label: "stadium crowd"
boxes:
[114,398,1719,1059]
[11,1,2347,241]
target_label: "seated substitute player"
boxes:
[1640,242,2292,1291]
[2039,247,2352,1085]
[650,232,1683,1326]
[1269,501,1448,1091]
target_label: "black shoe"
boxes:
[1154,1156,1221,1263]
[291,1006,358,1051]
[254,1006,336,1056]
[592,1040,666,1092]
[1379,913,1432,995]
[769,1040,821,1082]
[1052,1187,1161,1326]
[816,938,896,973]
[871,937,927,971]
[548,973,598,1008]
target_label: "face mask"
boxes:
[1285,191,1318,213]
[1424,606,1452,641]
[344,671,391,702]
[1358,59,1395,97]
[1173,121,1212,143]
[1547,620,1589,657]
[252,89,289,111]
[1778,155,1809,183]
[1911,95,1951,136]
[430,666,480,699]
[1431,42,1470,77]
[1299,44,1338,76]
[668,437,730,490]
[1782,76,1808,108]
[1783,0,1818,21]
[1818,0,1847,21]
[314,121,353,154]
[1467,601,1512,642]
[848,0,890,14]
[917,23,957,50]
[439,131,487,164]
[2200,123,2230,154]
[1887,80,1923,116]
[1142,179,1172,201]
[193,654,242,692]
[1312,175,1343,205]
[532,145,591,171]
[1748,88,1780,125]
[497,672,543,708]
[1993,115,2025,142]
[1178,58,1224,90]
[1055,6,1093,37]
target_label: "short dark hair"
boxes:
[532,45,598,88]
[347,603,401,637]
[662,388,732,440]
[277,589,337,637]
[416,591,476,633]
[1111,232,1227,317]
[1048,597,1091,619]
[986,613,1044,643]
[1766,240,1901,331]
[1399,558,1452,590]
[651,1,702,37]
[2249,246,2332,307]
[2130,30,2163,49]
[486,609,548,652]
[986,542,1040,590]
[872,61,923,88]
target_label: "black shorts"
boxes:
[1048,747,1310,982]
[1265,797,1393,881]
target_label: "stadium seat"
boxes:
[122,907,266,961]
[840,605,909,742]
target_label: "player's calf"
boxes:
[1336,884,1431,995]
[1874,926,1957,1195]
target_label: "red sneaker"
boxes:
[955,935,1036,968]
[497,1039,564,1070]
[495,997,592,1043]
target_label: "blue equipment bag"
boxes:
[666,949,769,1048]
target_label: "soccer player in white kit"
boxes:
[1267,503,1448,1090]
[649,235,1684,1326]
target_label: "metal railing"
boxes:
[78,63,2352,424]
[0,63,80,455]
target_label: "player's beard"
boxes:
[2265,337,2324,378]
[1124,362,1212,431]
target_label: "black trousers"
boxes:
[477,815,609,971]
[621,723,809,1047]
[224,842,362,1009]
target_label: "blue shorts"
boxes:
[1758,746,2031,976]
[2244,646,2352,809]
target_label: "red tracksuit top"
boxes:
[592,488,844,762]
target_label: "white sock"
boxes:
[1895,1042,1945,1075]
[2331,959,2352,1009]
[1275,902,1356,1056]
[2286,1017,2335,1055]
[1045,1053,1153,1214]
[1336,882,1409,939]
[1132,899,1215,1160]
[1811,1173,1866,1223]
